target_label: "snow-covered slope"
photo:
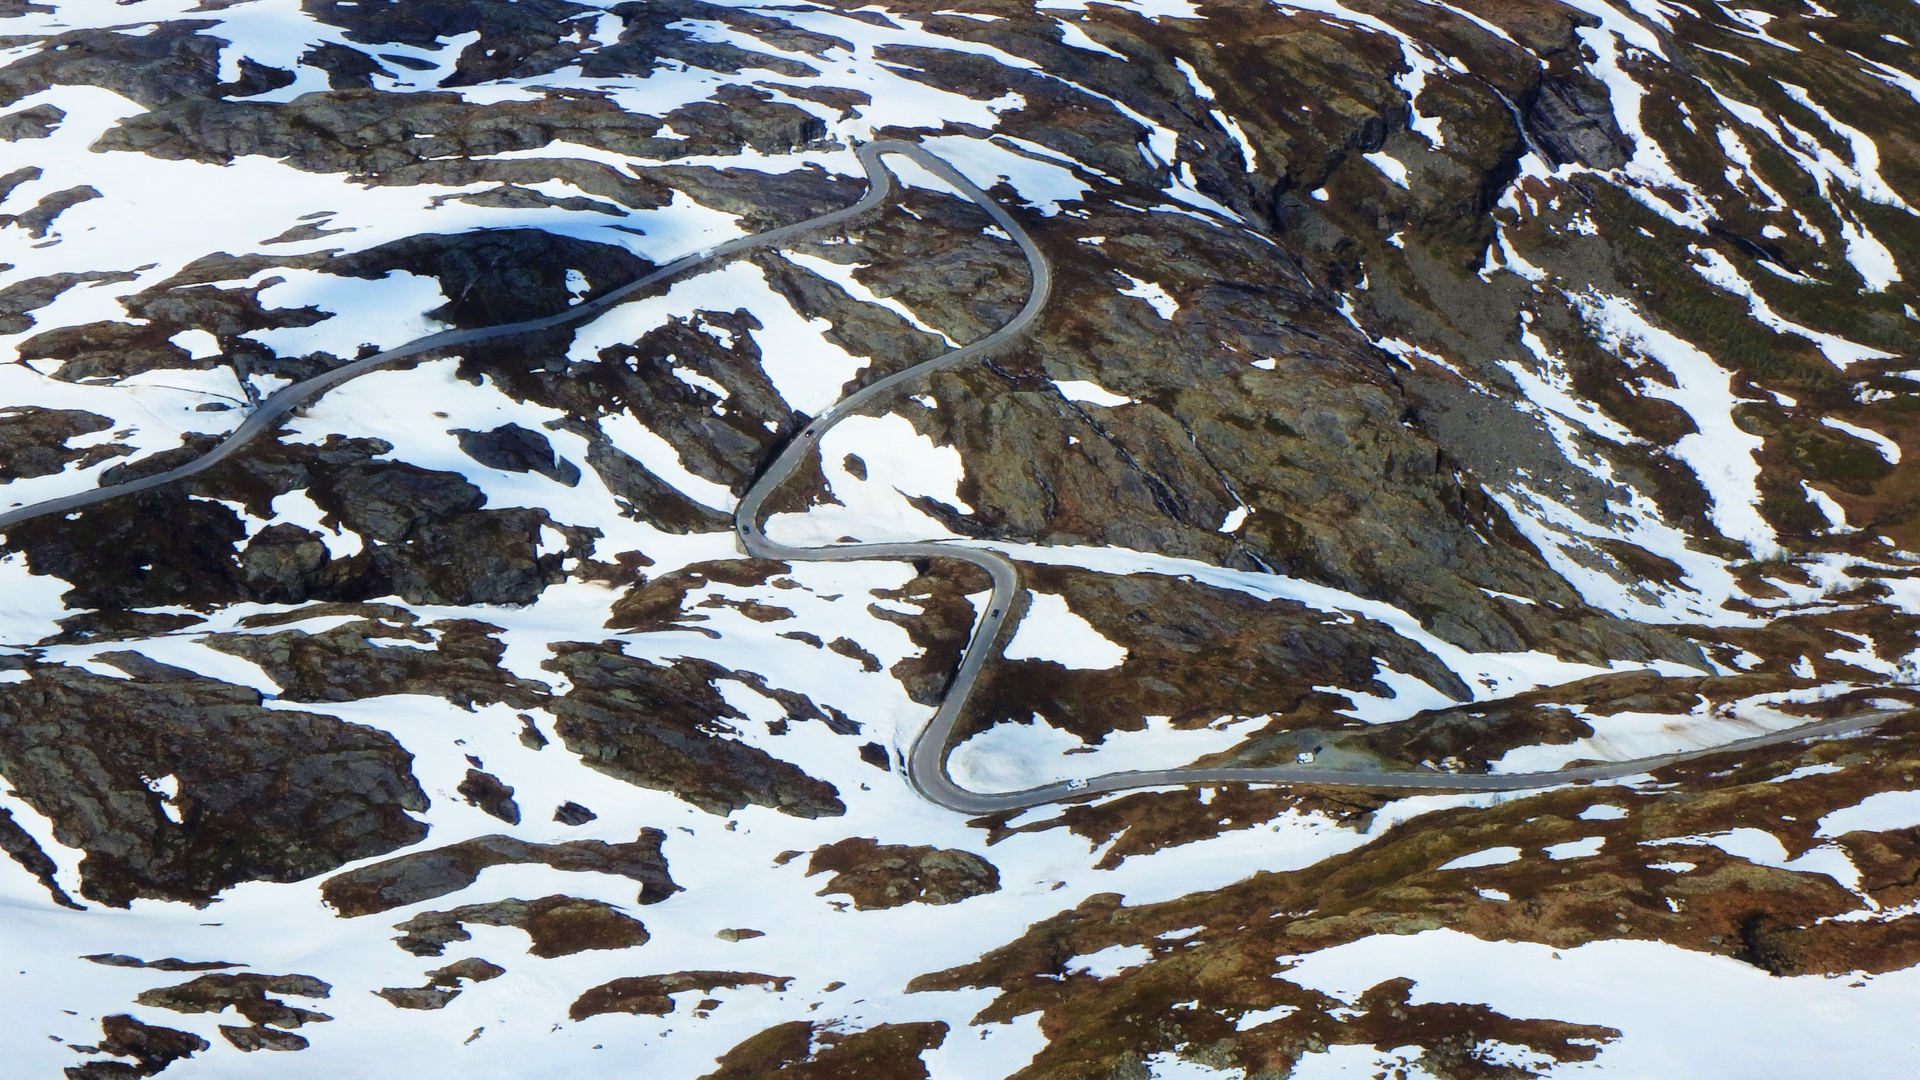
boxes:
[2,0,1920,1077]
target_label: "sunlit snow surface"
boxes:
[0,0,1916,1077]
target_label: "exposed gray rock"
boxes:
[321,830,679,916]
[543,644,845,818]
[0,665,428,907]
[390,894,648,958]
[807,837,1000,910]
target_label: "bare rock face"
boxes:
[0,407,128,477]
[65,1014,212,1080]
[329,227,653,328]
[453,423,581,486]
[2,433,583,610]
[456,768,521,824]
[319,830,679,917]
[128,972,334,1055]
[543,643,845,818]
[135,973,333,1028]
[0,665,428,907]
[390,895,648,958]
[376,957,506,1011]
[806,837,999,910]
[698,1020,950,1080]
[569,971,794,1020]
[203,607,548,706]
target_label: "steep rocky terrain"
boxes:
[2,0,1920,1076]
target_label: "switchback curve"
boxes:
[0,140,1899,815]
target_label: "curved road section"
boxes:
[0,140,1900,814]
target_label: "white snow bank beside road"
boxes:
[949,713,1263,793]
[763,413,972,545]
[245,269,451,361]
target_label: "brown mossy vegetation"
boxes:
[698,1020,950,1080]
[913,714,1920,1078]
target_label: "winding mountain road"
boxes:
[0,140,1899,815]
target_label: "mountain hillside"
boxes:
[2,0,1920,1077]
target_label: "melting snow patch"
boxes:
[1578,804,1630,821]
[1803,482,1857,533]
[949,713,1261,793]
[1004,592,1129,669]
[568,261,868,416]
[1363,151,1410,188]
[1545,836,1606,860]
[1770,763,1843,784]
[1054,379,1135,407]
[918,134,1093,217]
[1491,705,1814,774]
[1281,928,1920,1075]
[599,412,738,511]
[1574,291,1775,554]
[784,250,959,346]
[1820,417,1901,463]
[244,269,449,360]
[144,774,182,824]
[1689,246,1893,366]
[1476,887,1512,902]
[1118,273,1179,319]
[168,328,221,360]
[1438,846,1522,871]
[1069,944,1153,978]
[1219,505,1249,533]
[1234,1004,1298,1030]
[1816,790,1920,837]
[764,413,971,545]
[1642,828,1859,890]
[1320,666,1459,725]
[1053,18,1127,59]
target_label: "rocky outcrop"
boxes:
[136,973,333,1028]
[94,83,828,175]
[543,644,845,818]
[320,830,678,917]
[3,432,587,609]
[806,837,999,910]
[0,665,427,907]
[391,895,647,958]
[698,1020,949,1080]
[204,611,549,709]
[455,768,521,824]
[569,971,794,1020]
[65,1014,211,1080]
[132,973,332,1052]
[375,957,506,1011]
